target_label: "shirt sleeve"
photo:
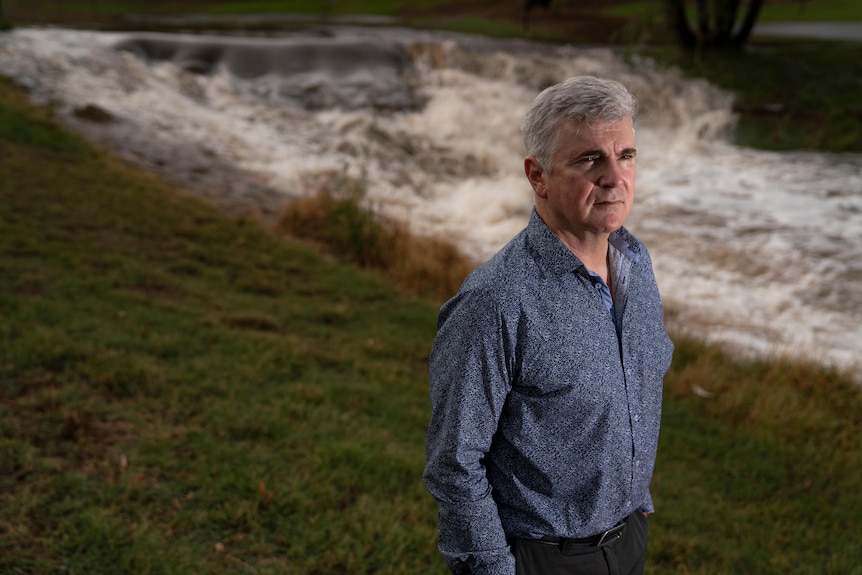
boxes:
[423,288,516,575]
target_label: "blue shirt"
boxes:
[423,209,674,575]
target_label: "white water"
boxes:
[1,26,860,377]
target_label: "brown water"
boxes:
[1,25,860,376]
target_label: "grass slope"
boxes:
[1,64,861,575]
[0,76,440,574]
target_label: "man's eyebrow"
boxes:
[574,147,637,159]
[576,149,607,159]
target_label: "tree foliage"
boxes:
[670,0,764,49]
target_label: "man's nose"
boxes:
[597,159,625,188]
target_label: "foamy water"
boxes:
[1,26,859,376]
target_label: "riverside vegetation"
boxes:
[2,3,862,574]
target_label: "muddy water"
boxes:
[1,26,859,376]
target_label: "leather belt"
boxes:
[539,521,626,548]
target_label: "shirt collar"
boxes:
[526,208,641,277]
[609,226,641,263]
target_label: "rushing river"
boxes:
[1,26,860,377]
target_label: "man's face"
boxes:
[527,117,636,243]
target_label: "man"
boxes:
[423,76,674,575]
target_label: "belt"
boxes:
[539,521,626,548]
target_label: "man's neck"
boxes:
[558,232,611,282]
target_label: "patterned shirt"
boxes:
[423,209,674,575]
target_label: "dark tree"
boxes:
[522,0,552,31]
[670,0,764,49]
[0,0,10,30]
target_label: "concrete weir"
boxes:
[112,33,423,111]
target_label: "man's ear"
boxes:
[524,157,547,197]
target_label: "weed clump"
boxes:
[274,173,477,302]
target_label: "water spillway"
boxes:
[111,33,423,111]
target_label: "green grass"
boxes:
[1,0,470,19]
[3,0,177,18]
[205,0,448,17]
[605,0,862,21]
[633,40,862,152]
[0,75,441,574]
[759,0,862,22]
[652,335,862,574]
[2,67,861,574]
[417,14,529,39]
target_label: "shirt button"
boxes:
[633,414,640,422]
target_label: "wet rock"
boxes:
[72,103,115,123]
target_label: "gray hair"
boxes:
[521,76,638,170]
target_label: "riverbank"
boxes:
[2,73,861,574]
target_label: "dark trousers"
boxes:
[512,511,649,575]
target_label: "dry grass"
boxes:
[664,332,860,442]
[273,174,478,302]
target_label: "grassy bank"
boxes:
[633,40,862,152]
[2,64,862,575]
[0,75,442,573]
